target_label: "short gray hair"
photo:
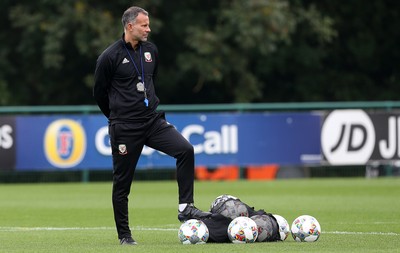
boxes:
[121,6,148,28]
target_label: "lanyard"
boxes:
[123,42,149,107]
[123,43,145,85]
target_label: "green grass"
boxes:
[0,178,399,252]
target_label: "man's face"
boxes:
[128,13,151,42]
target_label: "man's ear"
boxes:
[127,23,134,31]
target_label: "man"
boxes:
[93,6,211,245]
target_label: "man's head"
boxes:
[122,6,151,45]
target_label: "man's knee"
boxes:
[175,140,194,159]
[183,142,194,154]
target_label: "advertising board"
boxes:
[15,112,321,170]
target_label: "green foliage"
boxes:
[5,1,121,105]
[0,0,398,105]
[176,0,333,103]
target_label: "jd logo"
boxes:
[321,110,375,165]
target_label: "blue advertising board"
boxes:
[14,112,322,171]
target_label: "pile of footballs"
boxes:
[178,214,321,244]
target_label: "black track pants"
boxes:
[109,113,195,239]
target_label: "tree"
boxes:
[2,0,160,105]
[8,1,397,105]
[307,0,400,101]
[259,0,400,102]
[162,0,336,103]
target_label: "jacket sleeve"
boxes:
[93,52,112,118]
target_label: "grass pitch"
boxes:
[0,178,399,252]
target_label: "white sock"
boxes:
[179,203,188,212]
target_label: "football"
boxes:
[273,214,290,241]
[210,195,248,219]
[220,199,248,219]
[291,215,321,242]
[178,219,209,244]
[250,214,274,242]
[210,194,239,208]
[227,216,258,243]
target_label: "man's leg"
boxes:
[145,118,194,203]
[145,117,211,221]
[109,123,144,240]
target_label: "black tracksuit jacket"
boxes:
[93,35,159,123]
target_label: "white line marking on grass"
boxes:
[134,226,176,231]
[0,227,115,232]
[0,226,176,232]
[325,231,399,236]
[333,221,400,225]
[0,227,398,236]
